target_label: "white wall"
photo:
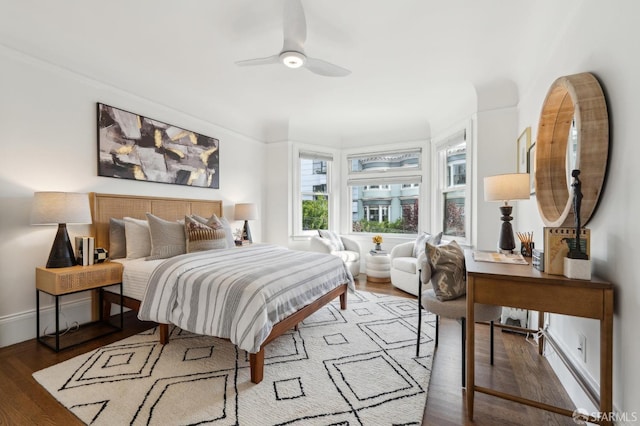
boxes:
[516,0,640,418]
[0,46,266,347]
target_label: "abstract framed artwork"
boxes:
[97,103,219,188]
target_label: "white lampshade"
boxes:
[234,203,258,221]
[484,173,530,203]
[31,192,92,225]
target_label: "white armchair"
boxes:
[310,234,361,277]
[390,233,444,296]
[389,241,425,296]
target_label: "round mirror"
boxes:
[535,72,609,227]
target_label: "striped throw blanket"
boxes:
[138,244,355,353]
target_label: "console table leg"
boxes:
[466,275,475,419]
[600,290,614,425]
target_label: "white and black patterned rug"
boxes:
[33,291,435,425]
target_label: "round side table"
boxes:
[366,252,391,283]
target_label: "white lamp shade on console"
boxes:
[234,203,257,242]
[31,192,92,268]
[484,174,530,253]
[484,173,530,203]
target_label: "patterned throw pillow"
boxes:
[184,215,227,253]
[413,231,443,258]
[426,240,466,301]
[317,230,345,251]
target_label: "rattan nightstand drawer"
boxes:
[36,262,123,295]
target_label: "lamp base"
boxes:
[498,205,516,252]
[242,220,253,243]
[46,224,77,268]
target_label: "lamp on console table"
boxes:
[484,173,530,254]
[234,203,257,243]
[30,192,93,268]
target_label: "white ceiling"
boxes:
[0,0,579,145]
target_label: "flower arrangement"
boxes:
[372,235,383,244]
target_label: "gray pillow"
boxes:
[184,215,228,253]
[146,213,186,260]
[318,230,345,251]
[413,231,443,258]
[426,240,465,301]
[124,217,151,259]
[109,218,126,259]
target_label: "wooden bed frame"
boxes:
[89,192,348,384]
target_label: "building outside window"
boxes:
[300,152,332,231]
[348,149,421,234]
[435,133,468,240]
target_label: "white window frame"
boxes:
[293,145,339,237]
[432,123,472,246]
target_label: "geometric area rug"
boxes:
[33,290,436,425]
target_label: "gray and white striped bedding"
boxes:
[138,244,355,353]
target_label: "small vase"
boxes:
[375,243,382,251]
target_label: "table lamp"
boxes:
[483,174,530,253]
[30,192,93,268]
[234,203,257,243]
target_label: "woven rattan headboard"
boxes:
[89,193,223,250]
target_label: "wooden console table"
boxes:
[464,250,613,425]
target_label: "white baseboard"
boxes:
[0,297,92,348]
[545,330,634,425]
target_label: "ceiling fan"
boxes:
[235,0,351,77]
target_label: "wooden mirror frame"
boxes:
[535,72,609,227]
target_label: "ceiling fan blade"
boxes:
[235,55,280,67]
[282,0,306,52]
[305,57,351,77]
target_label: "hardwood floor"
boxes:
[0,276,577,425]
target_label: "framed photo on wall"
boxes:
[528,142,536,195]
[517,127,531,173]
[97,103,220,189]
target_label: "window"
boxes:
[299,151,332,232]
[435,129,469,241]
[347,148,422,234]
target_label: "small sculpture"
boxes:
[568,169,588,260]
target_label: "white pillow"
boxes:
[219,216,236,248]
[318,230,345,251]
[124,217,151,259]
[413,231,443,258]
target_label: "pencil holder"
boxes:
[520,241,534,257]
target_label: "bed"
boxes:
[89,193,353,384]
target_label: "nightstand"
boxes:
[36,262,124,351]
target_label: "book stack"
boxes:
[75,236,95,266]
[369,249,388,256]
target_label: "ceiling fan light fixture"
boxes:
[280,51,305,68]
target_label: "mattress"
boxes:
[110,258,164,301]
